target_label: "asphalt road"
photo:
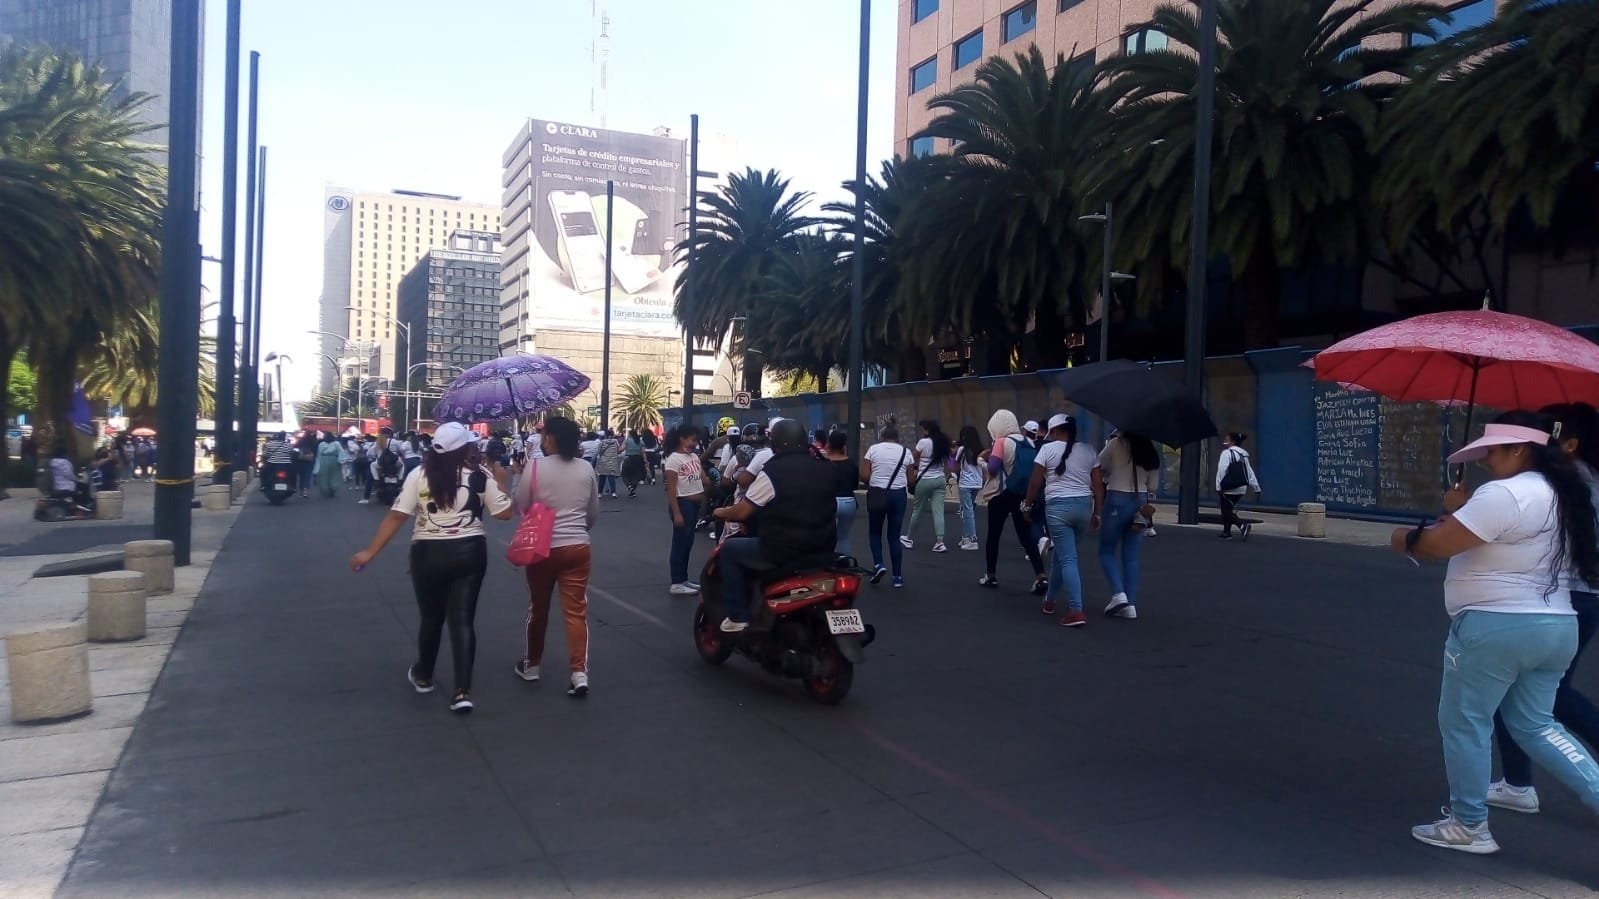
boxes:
[57,479,1599,898]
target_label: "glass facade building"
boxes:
[398,232,504,392]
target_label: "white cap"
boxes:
[1023,420,1040,434]
[431,422,475,453]
[1046,413,1074,432]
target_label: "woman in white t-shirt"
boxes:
[1394,410,1599,854]
[1023,414,1100,628]
[350,422,513,715]
[954,426,986,550]
[663,425,706,595]
[1095,432,1160,619]
[901,420,952,553]
[859,424,912,587]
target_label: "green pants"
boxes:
[906,473,947,542]
[315,461,340,497]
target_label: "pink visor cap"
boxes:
[1446,423,1553,465]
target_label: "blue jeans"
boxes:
[1495,592,1599,787]
[835,496,858,557]
[669,496,702,584]
[599,474,617,495]
[296,459,314,491]
[718,537,770,624]
[1097,491,1145,603]
[1440,610,1599,825]
[1044,496,1093,612]
[867,488,906,576]
[959,487,978,542]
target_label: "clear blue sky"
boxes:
[197,0,900,402]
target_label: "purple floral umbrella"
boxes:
[434,355,591,423]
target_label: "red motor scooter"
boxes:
[692,541,875,705]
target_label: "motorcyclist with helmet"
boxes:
[711,420,837,633]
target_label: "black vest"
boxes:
[758,452,839,566]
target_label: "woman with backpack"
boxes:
[1216,432,1261,540]
[1024,414,1101,627]
[1096,431,1162,619]
[979,410,1047,595]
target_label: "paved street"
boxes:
[53,483,1599,898]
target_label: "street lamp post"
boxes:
[1078,203,1136,366]
[846,0,870,461]
[314,353,344,433]
[212,0,242,486]
[263,352,290,423]
[1178,0,1219,526]
[348,306,410,430]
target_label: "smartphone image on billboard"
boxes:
[547,190,607,294]
[592,194,664,294]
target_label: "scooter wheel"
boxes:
[692,604,733,666]
[803,642,854,705]
[38,505,67,523]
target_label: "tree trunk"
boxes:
[812,368,830,395]
[1030,303,1071,370]
[1241,254,1281,350]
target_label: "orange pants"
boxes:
[523,544,591,674]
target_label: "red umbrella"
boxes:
[1311,308,1599,411]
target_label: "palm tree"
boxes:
[1091,0,1436,348]
[909,45,1113,370]
[1380,0,1599,257]
[675,168,821,391]
[749,230,850,392]
[614,373,667,431]
[79,298,218,420]
[0,45,164,456]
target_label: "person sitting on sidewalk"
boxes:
[711,420,837,633]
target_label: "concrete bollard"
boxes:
[123,539,174,595]
[87,571,148,642]
[6,622,92,724]
[94,490,124,520]
[202,483,232,511]
[1297,502,1328,538]
[230,470,248,503]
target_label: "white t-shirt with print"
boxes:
[914,437,940,478]
[1446,471,1575,618]
[1034,441,1099,500]
[665,451,705,499]
[864,442,912,489]
[392,465,511,541]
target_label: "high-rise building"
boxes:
[319,187,500,391]
[895,0,1503,159]
[499,118,688,412]
[0,0,173,141]
[397,231,503,404]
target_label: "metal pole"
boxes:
[274,360,284,423]
[846,0,870,461]
[682,114,699,425]
[1099,202,1112,365]
[154,0,202,565]
[1178,0,1218,526]
[211,0,241,484]
[236,50,260,472]
[601,180,614,432]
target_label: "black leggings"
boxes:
[408,536,487,692]
[985,492,1043,579]
[1219,493,1242,535]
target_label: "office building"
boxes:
[499,118,688,411]
[0,0,173,142]
[397,232,503,403]
[319,187,500,391]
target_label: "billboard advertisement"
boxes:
[520,120,686,339]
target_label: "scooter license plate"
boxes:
[273,483,289,492]
[825,609,865,635]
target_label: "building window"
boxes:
[1002,1,1036,43]
[1410,0,1494,46]
[1059,0,1084,11]
[1123,27,1170,55]
[912,0,937,23]
[954,30,983,70]
[910,57,938,94]
[1066,50,1095,82]
[910,136,936,158]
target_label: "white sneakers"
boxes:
[1486,780,1540,813]
[958,538,979,551]
[719,618,749,633]
[514,660,540,682]
[568,671,590,697]
[1411,808,1500,854]
[899,536,914,549]
[1104,594,1137,619]
[932,541,948,553]
[669,582,699,595]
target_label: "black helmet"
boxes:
[741,422,767,443]
[770,419,808,453]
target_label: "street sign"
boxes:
[586,405,603,415]
[733,392,752,409]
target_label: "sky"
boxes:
[196,0,900,403]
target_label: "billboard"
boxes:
[517,120,686,339]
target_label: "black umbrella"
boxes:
[1054,361,1218,447]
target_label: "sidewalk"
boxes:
[0,480,243,897]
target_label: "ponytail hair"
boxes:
[1123,433,1160,471]
[1498,409,1599,591]
[1541,402,1599,477]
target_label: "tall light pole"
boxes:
[264,352,290,423]
[1078,203,1136,366]
[600,180,615,432]
[349,306,410,429]
[212,0,242,485]
[236,51,263,474]
[681,114,700,423]
[846,0,870,461]
[314,353,345,433]
[1178,0,1219,526]
[154,0,203,566]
